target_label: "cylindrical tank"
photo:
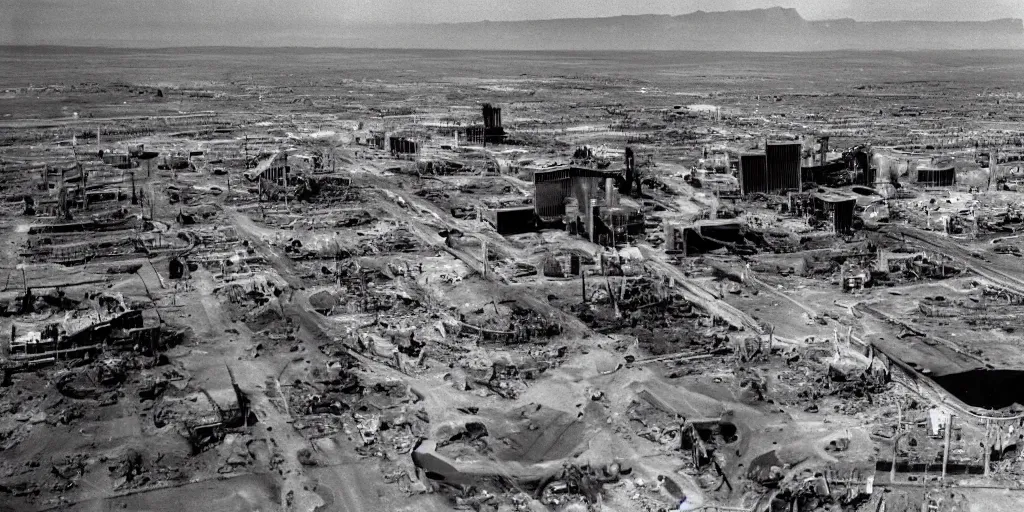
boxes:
[873,152,931,179]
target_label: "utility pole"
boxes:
[983,419,991,477]
[892,400,902,483]
[480,239,487,279]
[82,166,89,210]
[941,413,954,480]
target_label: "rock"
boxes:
[408,478,427,494]
[29,412,47,424]
[697,473,717,489]
[296,448,318,466]
[828,364,854,382]
[449,368,469,391]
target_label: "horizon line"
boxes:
[3,45,1024,53]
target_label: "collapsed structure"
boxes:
[2,47,1024,512]
[465,103,507,145]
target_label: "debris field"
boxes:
[1,47,1024,512]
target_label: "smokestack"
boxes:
[483,104,493,129]
[588,199,597,243]
[605,177,615,207]
[623,147,635,195]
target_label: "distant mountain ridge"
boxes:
[340,7,1024,51]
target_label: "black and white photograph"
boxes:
[1,1,1024,511]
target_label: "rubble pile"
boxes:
[4,46,1024,512]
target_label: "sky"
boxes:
[2,0,1022,46]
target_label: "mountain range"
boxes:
[336,7,1024,51]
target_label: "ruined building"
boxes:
[917,165,956,187]
[533,166,643,244]
[739,142,802,194]
[465,103,507,145]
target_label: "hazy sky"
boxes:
[3,0,1023,45]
